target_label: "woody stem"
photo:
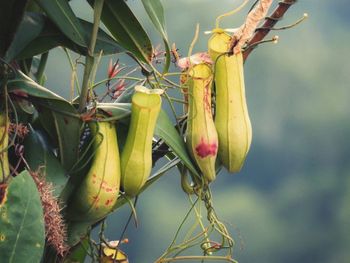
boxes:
[243,0,297,61]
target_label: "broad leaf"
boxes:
[0,1,28,57]
[34,0,87,47]
[8,71,83,171]
[37,102,83,171]
[24,128,68,197]
[0,170,45,263]
[4,12,45,62]
[141,0,171,72]
[88,0,153,63]
[155,110,199,176]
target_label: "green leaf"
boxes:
[8,71,69,101]
[155,110,199,176]
[37,102,83,171]
[8,71,83,171]
[0,1,28,57]
[96,102,131,120]
[141,0,171,72]
[16,32,64,60]
[17,18,124,59]
[63,237,88,263]
[141,0,167,40]
[34,0,87,47]
[4,12,45,62]
[24,128,68,197]
[66,221,91,247]
[79,19,124,55]
[0,170,45,263]
[88,0,153,63]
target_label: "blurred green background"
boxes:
[43,0,350,262]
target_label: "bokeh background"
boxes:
[43,0,350,262]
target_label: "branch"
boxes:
[243,0,297,61]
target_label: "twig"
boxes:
[231,0,274,54]
[243,0,298,61]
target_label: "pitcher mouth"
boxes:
[134,85,164,95]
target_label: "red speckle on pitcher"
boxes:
[195,138,217,158]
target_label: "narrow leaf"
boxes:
[88,0,153,63]
[155,110,199,176]
[17,18,124,59]
[96,102,131,120]
[0,0,28,57]
[4,12,45,62]
[8,71,68,101]
[141,0,167,38]
[141,0,171,72]
[79,19,124,55]
[0,171,45,263]
[8,72,83,171]
[34,0,87,47]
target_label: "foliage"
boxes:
[0,170,45,263]
[0,0,306,262]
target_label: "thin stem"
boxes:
[189,195,211,255]
[90,50,103,89]
[113,197,138,261]
[63,48,80,97]
[163,72,182,77]
[158,198,200,260]
[169,97,187,104]
[187,24,200,59]
[36,52,48,85]
[243,35,279,50]
[159,255,237,263]
[215,0,250,29]
[89,0,104,56]
[257,12,308,31]
[98,220,106,258]
[78,53,94,112]
[78,0,104,112]
[92,76,144,89]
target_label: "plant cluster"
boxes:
[0,0,306,262]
